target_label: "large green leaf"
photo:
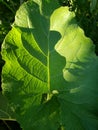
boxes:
[1,0,98,130]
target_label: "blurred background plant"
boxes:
[0,0,27,45]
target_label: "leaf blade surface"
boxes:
[1,1,98,130]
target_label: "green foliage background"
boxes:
[0,0,98,130]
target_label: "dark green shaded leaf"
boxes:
[0,92,15,120]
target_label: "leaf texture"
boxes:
[1,0,98,130]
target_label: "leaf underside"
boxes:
[1,0,98,130]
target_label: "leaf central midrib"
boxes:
[47,33,50,100]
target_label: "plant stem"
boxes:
[3,120,12,130]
